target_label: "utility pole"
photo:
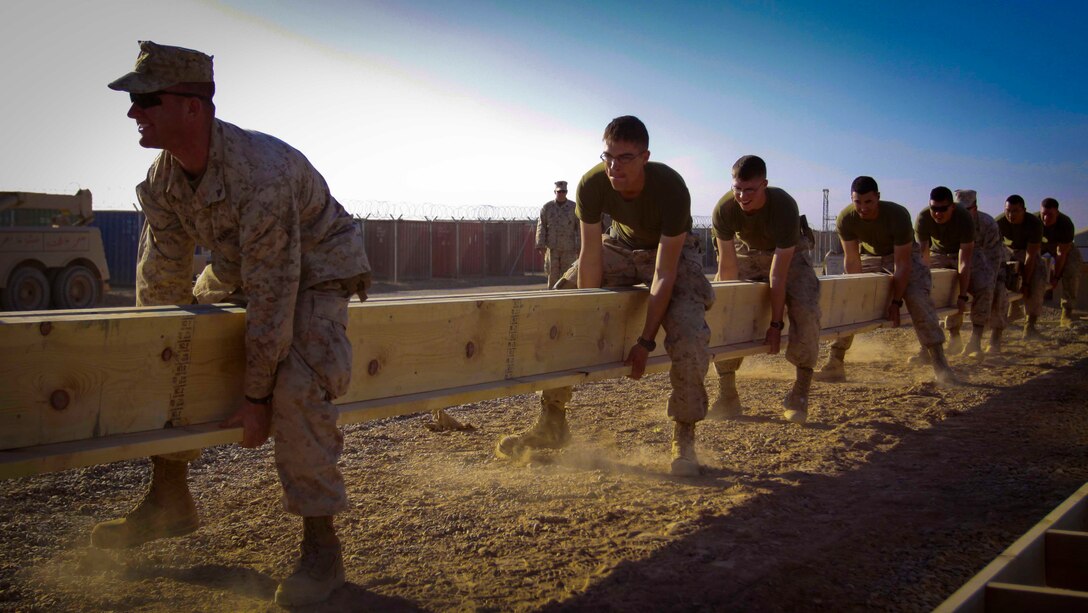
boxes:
[820,188,831,263]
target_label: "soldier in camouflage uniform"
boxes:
[955,189,1010,355]
[914,186,974,359]
[497,116,714,477]
[709,155,820,424]
[95,41,370,607]
[536,180,580,287]
[997,195,1048,340]
[814,176,957,385]
[1039,198,1082,327]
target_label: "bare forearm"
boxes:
[641,275,676,341]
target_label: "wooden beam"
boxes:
[0,270,961,478]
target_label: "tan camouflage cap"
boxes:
[554,181,568,189]
[108,40,214,94]
[954,189,977,208]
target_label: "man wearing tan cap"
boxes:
[535,180,580,287]
[97,40,370,606]
[954,189,1010,355]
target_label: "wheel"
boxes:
[52,264,101,309]
[1,266,51,311]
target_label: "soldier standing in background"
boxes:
[1039,198,1082,327]
[954,189,1009,356]
[997,195,1047,340]
[536,180,580,287]
[708,155,820,424]
[96,41,370,607]
[914,186,974,358]
[814,176,957,385]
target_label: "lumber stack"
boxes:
[0,270,958,478]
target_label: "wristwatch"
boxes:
[891,298,904,307]
[958,294,970,302]
[246,394,273,405]
[636,336,657,352]
[769,320,784,330]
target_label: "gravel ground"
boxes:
[2,287,1086,612]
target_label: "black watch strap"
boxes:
[245,394,273,405]
[958,294,970,302]
[891,298,904,307]
[769,320,784,330]
[636,336,656,352]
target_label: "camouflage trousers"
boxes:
[830,248,944,353]
[1056,247,1083,312]
[158,282,352,517]
[714,242,821,378]
[545,248,579,289]
[929,252,998,330]
[1013,249,1049,317]
[547,235,715,423]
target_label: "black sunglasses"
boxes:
[930,204,951,213]
[556,189,568,194]
[129,91,208,110]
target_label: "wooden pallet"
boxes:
[937,482,1088,612]
[0,271,961,479]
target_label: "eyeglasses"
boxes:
[600,151,645,166]
[129,91,209,110]
[732,184,764,197]
[929,204,951,213]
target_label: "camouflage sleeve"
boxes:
[135,180,196,307]
[239,177,304,400]
[535,203,548,248]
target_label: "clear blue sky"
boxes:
[2,0,1085,227]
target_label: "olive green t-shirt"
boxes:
[576,161,692,250]
[1039,211,1076,256]
[995,212,1043,250]
[711,187,799,251]
[836,200,914,257]
[915,206,974,255]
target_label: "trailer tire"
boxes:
[52,264,101,309]
[2,266,51,311]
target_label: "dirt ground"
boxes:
[2,280,1087,612]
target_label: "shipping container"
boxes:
[92,210,144,287]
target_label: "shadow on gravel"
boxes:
[548,356,1088,612]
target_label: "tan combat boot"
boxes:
[670,421,700,477]
[987,328,1004,355]
[706,371,743,420]
[1023,315,1044,341]
[1007,301,1025,323]
[1060,306,1075,328]
[783,367,812,424]
[945,329,963,355]
[275,516,345,606]
[813,347,847,382]
[90,456,200,549]
[927,344,960,386]
[907,346,932,366]
[495,404,570,460]
[961,324,985,360]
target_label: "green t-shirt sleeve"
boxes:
[1057,215,1076,243]
[890,205,914,246]
[574,165,604,225]
[954,208,974,244]
[771,190,799,249]
[655,167,692,238]
[711,194,734,241]
[915,210,931,244]
[1027,215,1044,243]
[836,206,857,242]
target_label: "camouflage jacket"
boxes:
[535,199,579,253]
[974,210,1009,265]
[136,118,370,399]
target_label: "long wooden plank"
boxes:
[936,482,1088,612]
[0,270,958,478]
